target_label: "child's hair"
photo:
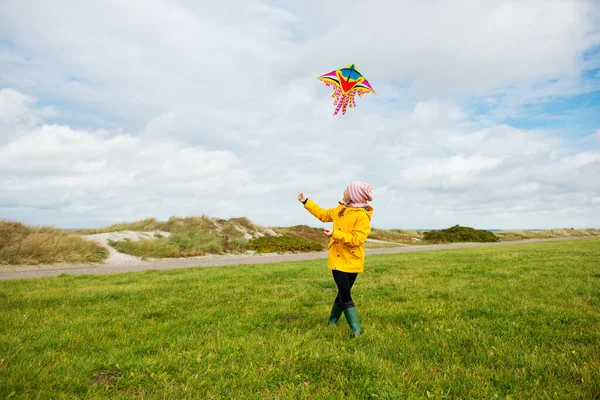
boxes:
[337,201,346,217]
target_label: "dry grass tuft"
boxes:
[0,220,108,265]
[495,228,600,241]
[271,225,330,247]
[368,228,425,244]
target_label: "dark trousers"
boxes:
[332,270,358,309]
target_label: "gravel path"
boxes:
[0,237,594,281]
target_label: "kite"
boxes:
[317,64,375,115]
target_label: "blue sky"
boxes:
[1,0,599,230]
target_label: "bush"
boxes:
[108,238,201,258]
[423,225,499,244]
[247,236,324,253]
[369,228,424,244]
[169,231,223,254]
[271,225,330,247]
[0,220,108,265]
[108,230,225,258]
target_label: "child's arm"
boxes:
[303,198,336,223]
[331,213,371,247]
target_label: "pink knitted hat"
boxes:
[346,181,374,207]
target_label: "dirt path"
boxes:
[0,237,595,280]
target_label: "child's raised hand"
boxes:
[298,193,307,203]
[324,228,333,237]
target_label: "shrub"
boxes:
[227,217,258,233]
[271,225,330,247]
[369,228,424,244]
[423,225,499,244]
[108,230,225,258]
[247,235,324,253]
[108,238,199,258]
[494,228,600,241]
[0,220,108,265]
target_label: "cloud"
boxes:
[0,120,264,224]
[1,86,599,229]
[399,155,502,190]
[0,88,57,142]
[283,0,600,93]
[0,0,297,129]
[409,100,467,126]
[0,1,599,229]
[2,0,598,128]
[0,88,37,124]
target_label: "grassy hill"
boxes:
[1,217,599,265]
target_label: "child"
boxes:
[297,181,374,337]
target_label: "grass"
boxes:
[423,225,500,244]
[272,225,330,247]
[93,216,252,258]
[1,238,599,398]
[272,225,402,249]
[495,228,600,241]
[107,232,223,259]
[74,216,260,237]
[0,220,108,265]
[74,217,173,234]
[247,235,325,253]
[368,228,425,245]
[3,216,600,265]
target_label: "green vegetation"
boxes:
[75,217,172,234]
[272,225,405,249]
[75,216,225,235]
[247,235,325,253]
[99,216,252,258]
[1,239,599,398]
[272,225,329,247]
[495,228,600,241]
[0,220,108,265]
[369,228,424,245]
[2,216,600,265]
[107,231,225,259]
[424,225,500,243]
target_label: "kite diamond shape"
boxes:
[317,64,375,115]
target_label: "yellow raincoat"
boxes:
[303,198,374,273]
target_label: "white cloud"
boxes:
[409,100,466,126]
[284,0,599,95]
[1,87,599,229]
[444,125,564,157]
[399,155,502,190]
[0,88,36,124]
[0,122,262,223]
[2,0,598,126]
[0,88,57,142]
[0,0,599,229]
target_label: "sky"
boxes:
[1,0,599,230]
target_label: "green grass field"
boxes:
[1,239,599,399]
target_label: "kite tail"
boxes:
[341,95,350,115]
[349,91,357,108]
[334,96,344,115]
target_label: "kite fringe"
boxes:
[323,82,366,116]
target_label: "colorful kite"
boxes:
[317,64,375,115]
